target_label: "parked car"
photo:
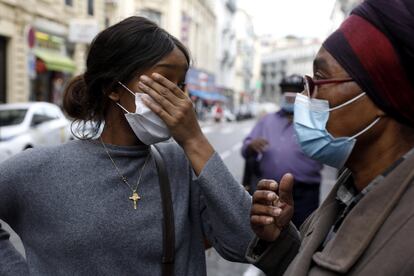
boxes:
[223,108,236,122]
[235,104,254,121]
[0,102,72,162]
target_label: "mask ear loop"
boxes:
[329,92,366,112]
[116,81,137,114]
[118,81,136,97]
[349,117,381,140]
[116,102,131,114]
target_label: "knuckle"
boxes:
[158,96,167,105]
[250,215,260,224]
[152,106,162,115]
[175,111,184,120]
[160,88,169,97]
[170,117,178,126]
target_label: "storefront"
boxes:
[0,36,6,103]
[31,31,76,106]
[186,68,227,119]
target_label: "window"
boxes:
[139,9,162,26]
[65,0,73,6]
[0,109,27,127]
[0,36,6,103]
[87,0,94,16]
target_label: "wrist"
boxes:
[181,134,214,175]
[182,134,213,155]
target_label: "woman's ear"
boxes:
[106,83,121,102]
[108,90,120,101]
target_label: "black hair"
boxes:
[279,74,304,93]
[63,16,190,139]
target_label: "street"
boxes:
[2,118,336,276]
[203,119,255,276]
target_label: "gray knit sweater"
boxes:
[0,139,253,275]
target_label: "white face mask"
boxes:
[117,81,171,145]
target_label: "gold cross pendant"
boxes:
[129,192,141,210]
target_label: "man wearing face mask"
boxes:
[246,0,414,275]
[241,74,322,228]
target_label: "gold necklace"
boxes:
[100,137,151,209]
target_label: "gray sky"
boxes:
[238,0,336,38]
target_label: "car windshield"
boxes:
[0,109,28,126]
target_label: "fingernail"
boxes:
[152,73,161,79]
[266,217,273,224]
[138,81,145,88]
[270,182,277,189]
[267,193,275,200]
[274,208,282,216]
[140,75,150,82]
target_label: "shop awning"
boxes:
[189,89,227,102]
[34,49,76,73]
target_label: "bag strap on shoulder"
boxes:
[151,145,175,276]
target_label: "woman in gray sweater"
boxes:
[0,17,253,275]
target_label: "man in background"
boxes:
[241,74,322,227]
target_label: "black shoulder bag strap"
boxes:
[151,145,175,276]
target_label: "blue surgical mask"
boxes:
[293,93,380,168]
[280,92,297,113]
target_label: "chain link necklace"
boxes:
[100,137,151,209]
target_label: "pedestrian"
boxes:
[212,102,223,123]
[247,0,414,275]
[241,74,322,228]
[0,16,253,276]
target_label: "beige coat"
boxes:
[247,151,414,276]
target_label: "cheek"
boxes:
[326,110,353,137]
[326,99,376,138]
[119,92,137,113]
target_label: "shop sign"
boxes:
[27,50,36,79]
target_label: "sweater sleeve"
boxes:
[193,152,254,262]
[0,155,30,275]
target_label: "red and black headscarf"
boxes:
[323,0,414,126]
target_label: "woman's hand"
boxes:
[138,73,214,174]
[250,174,294,241]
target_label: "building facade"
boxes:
[214,0,237,104]
[0,0,105,104]
[233,9,260,110]
[260,37,321,103]
[105,0,217,76]
[330,0,364,31]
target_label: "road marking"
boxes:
[220,150,232,160]
[220,126,234,134]
[231,142,242,152]
[201,126,214,134]
[243,127,251,134]
[219,142,243,160]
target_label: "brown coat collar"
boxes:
[312,154,414,273]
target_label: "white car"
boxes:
[0,102,72,162]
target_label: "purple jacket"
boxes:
[242,110,322,185]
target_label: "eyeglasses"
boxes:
[303,75,354,97]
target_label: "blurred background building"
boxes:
[260,36,320,103]
[233,9,260,113]
[0,0,358,116]
[330,0,364,30]
[0,0,105,105]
